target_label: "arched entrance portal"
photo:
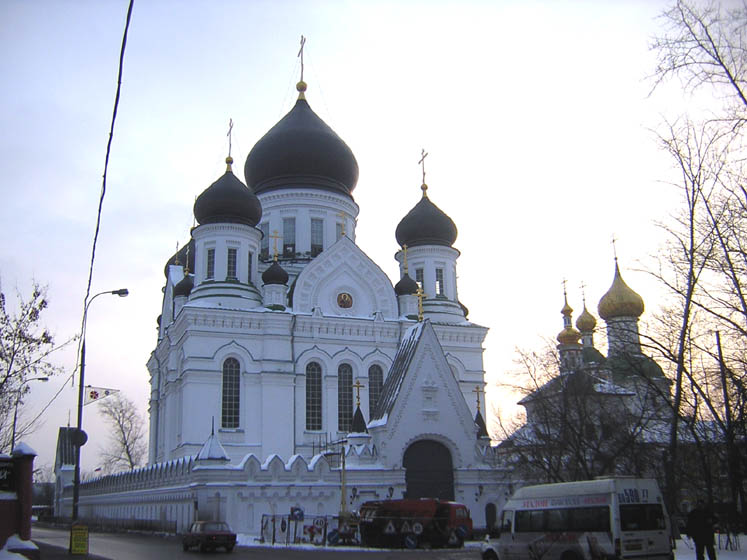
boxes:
[403,440,454,500]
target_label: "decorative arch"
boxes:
[293,236,398,318]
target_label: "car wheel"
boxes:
[482,550,498,560]
[226,545,234,553]
[182,543,189,551]
[199,543,208,552]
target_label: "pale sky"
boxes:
[1,0,697,472]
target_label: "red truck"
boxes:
[359,498,472,549]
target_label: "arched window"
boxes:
[222,358,240,429]
[338,363,353,432]
[368,364,383,417]
[306,362,322,430]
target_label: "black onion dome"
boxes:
[394,273,419,296]
[244,96,359,196]
[164,239,195,277]
[173,274,194,298]
[395,193,457,248]
[194,158,262,226]
[262,261,288,285]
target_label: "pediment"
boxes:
[293,237,398,318]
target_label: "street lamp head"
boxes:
[112,288,129,297]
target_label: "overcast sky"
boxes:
[0,0,704,472]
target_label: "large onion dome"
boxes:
[598,263,644,320]
[244,82,359,196]
[394,273,418,296]
[262,260,288,286]
[576,305,597,332]
[194,157,262,226]
[395,185,457,248]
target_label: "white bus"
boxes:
[482,477,674,560]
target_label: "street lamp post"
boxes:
[71,288,128,522]
[10,376,49,453]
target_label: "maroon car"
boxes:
[182,521,237,553]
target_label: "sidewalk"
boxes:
[34,542,108,560]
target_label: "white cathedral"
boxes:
[54,78,507,535]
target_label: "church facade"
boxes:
[56,78,509,536]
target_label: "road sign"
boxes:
[69,524,89,555]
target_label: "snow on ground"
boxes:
[0,534,38,559]
[235,534,745,557]
[674,537,745,560]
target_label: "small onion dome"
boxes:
[164,239,195,277]
[598,263,644,320]
[194,157,262,226]
[394,273,418,296]
[576,306,597,332]
[557,325,581,345]
[395,188,458,248]
[351,405,368,434]
[173,274,194,298]
[262,260,288,285]
[244,83,359,196]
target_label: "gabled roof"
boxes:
[55,427,76,468]
[370,321,424,421]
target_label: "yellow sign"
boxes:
[69,524,89,555]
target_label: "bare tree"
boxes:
[0,281,71,452]
[651,0,747,128]
[97,393,147,473]
[648,0,747,521]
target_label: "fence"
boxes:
[260,514,331,545]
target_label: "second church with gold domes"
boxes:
[499,259,672,483]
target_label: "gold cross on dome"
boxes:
[298,35,306,82]
[611,234,619,262]
[402,244,409,273]
[226,118,234,158]
[418,149,429,187]
[473,385,485,413]
[269,230,282,261]
[353,379,365,407]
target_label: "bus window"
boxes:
[571,506,611,532]
[547,509,569,532]
[620,504,665,531]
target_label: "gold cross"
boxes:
[611,234,618,262]
[174,242,180,266]
[580,281,586,305]
[402,244,409,274]
[336,211,346,237]
[226,118,234,159]
[473,385,484,413]
[418,149,428,186]
[353,379,365,407]
[269,230,282,261]
[298,35,306,82]
[416,286,426,321]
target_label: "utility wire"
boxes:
[27,0,135,430]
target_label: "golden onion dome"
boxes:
[557,326,582,345]
[598,264,644,320]
[576,305,597,332]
